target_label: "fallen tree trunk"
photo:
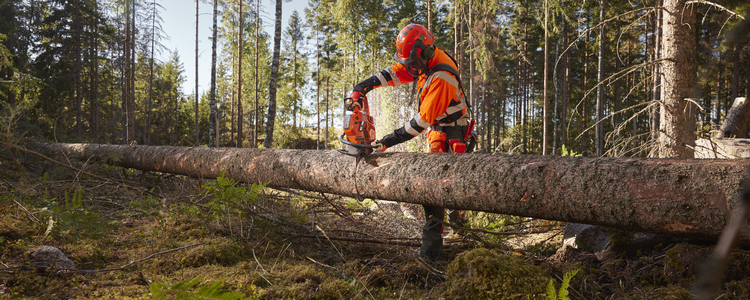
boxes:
[34,143,750,243]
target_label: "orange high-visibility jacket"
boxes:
[353,48,467,148]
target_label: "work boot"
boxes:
[421,205,444,261]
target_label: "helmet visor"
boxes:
[401,60,425,77]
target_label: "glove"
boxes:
[371,141,387,152]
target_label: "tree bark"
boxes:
[209,0,219,147]
[237,0,243,148]
[264,0,282,148]
[543,0,548,155]
[596,0,604,157]
[658,0,697,158]
[195,0,199,146]
[253,0,260,147]
[35,143,750,244]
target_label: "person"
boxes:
[348,23,473,261]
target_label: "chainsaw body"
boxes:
[339,95,376,156]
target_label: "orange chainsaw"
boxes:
[338,95,376,157]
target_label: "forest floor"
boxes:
[1,148,750,299]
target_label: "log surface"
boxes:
[35,143,750,242]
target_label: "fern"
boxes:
[151,276,256,300]
[545,269,579,300]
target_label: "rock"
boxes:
[560,223,680,261]
[29,246,77,270]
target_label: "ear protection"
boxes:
[415,39,435,60]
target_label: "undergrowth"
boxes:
[1,142,750,299]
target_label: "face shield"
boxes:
[402,60,426,77]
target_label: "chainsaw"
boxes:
[338,94,376,157]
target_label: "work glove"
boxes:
[371,141,387,152]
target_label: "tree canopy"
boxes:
[0,0,748,157]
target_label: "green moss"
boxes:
[651,285,690,299]
[724,278,750,299]
[182,238,243,267]
[442,248,550,299]
[606,228,634,251]
[663,243,712,280]
[0,215,30,241]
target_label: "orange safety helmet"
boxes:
[394,24,435,65]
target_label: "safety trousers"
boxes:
[420,125,468,260]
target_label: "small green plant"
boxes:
[150,276,259,300]
[546,269,579,300]
[347,198,374,210]
[201,170,267,215]
[47,188,103,237]
[560,145,581,157]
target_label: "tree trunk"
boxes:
[147,0,157,145]
[596,0,604,157]
[658,0,697,159]
[35,143,750,244]
[209,0,219,147]
[316,30,320,150]
[237,0,243,148]
[253,0,260,147]
[124,0,134,144]
[543,0,549,155]
[74,0,83,137]
[195,0,200,146]
[264,0,282,148]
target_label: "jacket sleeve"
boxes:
[353,63,414,95]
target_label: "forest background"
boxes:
[2,0,748,157]
[2,0,750,298]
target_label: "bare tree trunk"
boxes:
[237,0,243,147]
[658,0,697,158]
[596,0,604,157]
[581,26,589,156]
[543,0,549,155]
[74,0,83,137]
[253,0,260,147]
[264,0,282,148]
[316,30,320,150]
[651,0,663,153]
[146,0,157,145]
[194,0,199,146]
[732,45,740,101]
[561,21,569,150]
[427,0,432,31]
[209,0,219,147]
[124,0,134,144]
[36,142,750,244]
